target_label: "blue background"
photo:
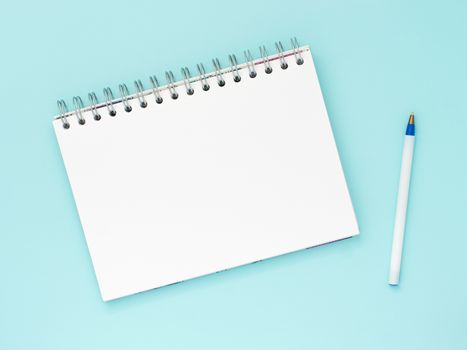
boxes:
[1,0,466,349]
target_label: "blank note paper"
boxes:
[53,46,359,301]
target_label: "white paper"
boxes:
[53,47,359,301]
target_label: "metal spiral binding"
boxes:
[291,37,304,65]
[165,71,179,99]
[57,100,70,129]
[244,50,257,78]
[134,80,148,107]
[212,58,225,86]
[259,45,273,74]
[275,42,288,69]
[88,92,101,120]
[103,87,117,116]
[181,67,195,95]
[56,38,306,129]
[197,63,210,91]
[149,76,163,104]
[72,96,86,125]
[228,54,241,82]
[119,84,132,112]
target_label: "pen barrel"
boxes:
[389,135,415,285]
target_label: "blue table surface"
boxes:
[1,0,466,349]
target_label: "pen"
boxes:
[389,114,415,285]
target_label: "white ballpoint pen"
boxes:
[389,114,415,285]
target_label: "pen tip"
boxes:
[405,113,415,135]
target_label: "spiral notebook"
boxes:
[53,40,359,301]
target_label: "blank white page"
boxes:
[53,47,359,301]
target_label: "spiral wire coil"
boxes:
[56,38,306,129]
[134,80,148,108]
